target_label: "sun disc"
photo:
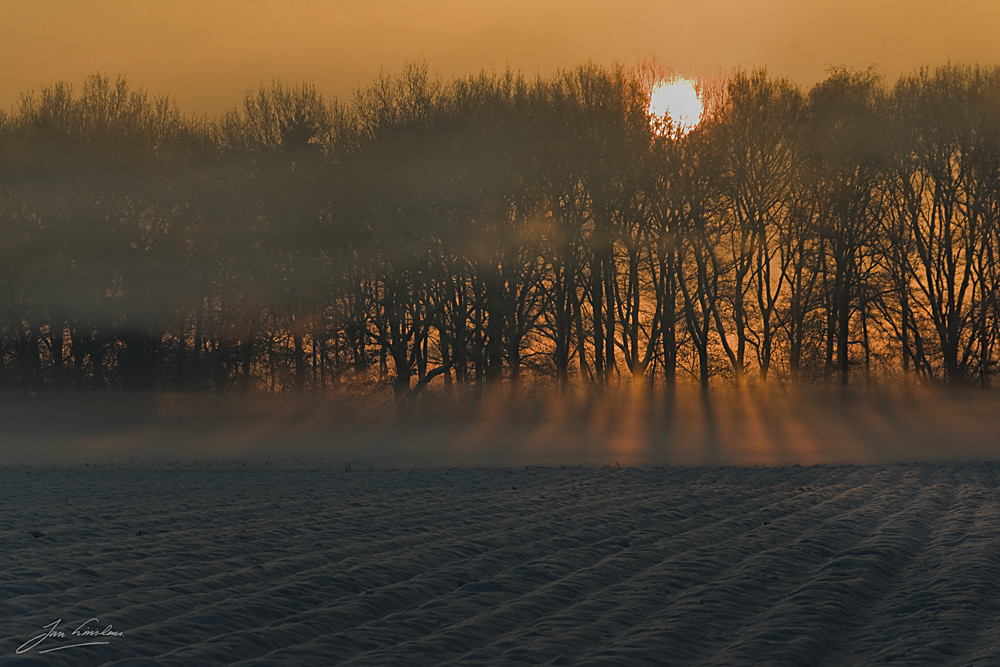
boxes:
[649,78,703,135]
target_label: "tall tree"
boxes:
[805,68,890,386]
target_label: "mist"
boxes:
[3,63,1000,456]
[2,382,997,468]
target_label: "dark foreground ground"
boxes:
[3,386,1000,664]
[4,463,1000,665]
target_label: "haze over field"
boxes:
[2,385,1000,468]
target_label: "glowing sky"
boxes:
[2,0,999,116]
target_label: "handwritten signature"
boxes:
[17,618,125,655]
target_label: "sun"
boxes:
[648,77,703,136]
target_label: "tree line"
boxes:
[2,62,1000,402]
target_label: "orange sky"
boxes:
[2,0,999,117]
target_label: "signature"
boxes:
[17,618,125,655]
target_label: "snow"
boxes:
[3,388,1000,663]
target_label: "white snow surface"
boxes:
[5,464,1000,665]
[3,388,1000,664]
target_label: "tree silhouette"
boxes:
[715,69,804,383]
[804,67,890,386]
[4,63,1000,400]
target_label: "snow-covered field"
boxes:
[4,388,1000,665]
